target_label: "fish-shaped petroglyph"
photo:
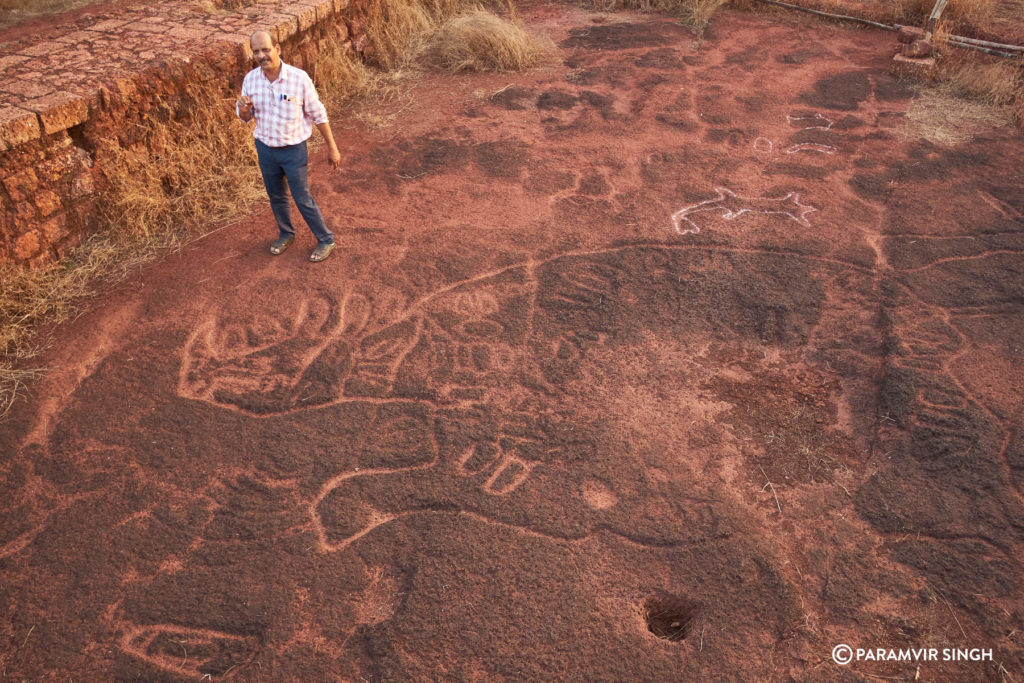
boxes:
[670,187,817,235]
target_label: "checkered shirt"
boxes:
[238,62,328,147]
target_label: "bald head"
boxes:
[250,30,282,74]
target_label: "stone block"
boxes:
[125,20,170,34]
[333,0,349,12]
[169,26,214,41]
[40,215,67,242]
[270,15,299,42]
[898,26,926,44]
[34,189,63,217]
[13,229,41,260]
[89,18,131,32]
[2,168,39,201]
[24,92,90,135]
[1,79,53,99]
[71,172,96,199]
[294,5,319,33]
[216,34,254,62]
[0,55,29,70]
[889,54,935,82]
[902,39,933,58]
[20,41,67,57]
[0,106,41,152]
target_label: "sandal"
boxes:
[269,236,295,255]
[310,242,336,262]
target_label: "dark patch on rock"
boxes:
[799,71,871,111]
[891,539,1018,605]
[537,89,579,110]
[706,128,749,146]
[559,21,691,50]
[565,65,631,88]
[571,171,606,195]
[489,86,535,110]
[473,139,529,178]
[725,45,760,65]
[899,254,1024,308]
[874,77,916,102]
[524,166,576,195]
[735,94,769,113]
[656,113,699,131]
[849,172,891,201]
[635,47,685,69]
[832,115,865,130]
[776,46,828,64]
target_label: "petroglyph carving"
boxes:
[120,624,258,679]
[785,143,836,155]
[178,288,419,414]
[786,112,833,130]
[670,188,817,234]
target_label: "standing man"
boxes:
[236,30,341,262]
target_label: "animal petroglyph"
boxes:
[178,288,419,415]
[786,112,833,130]
[669,188,817,234]
[785,143,836,155]
[175,247,830,558]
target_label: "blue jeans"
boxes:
[255,139,334,245]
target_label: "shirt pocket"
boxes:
[278,93,302,121]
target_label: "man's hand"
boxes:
[327,145,341,169]
[236,95,254,120]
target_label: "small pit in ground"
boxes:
[641,592,701,642]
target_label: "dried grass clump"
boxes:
[900,86,1015,145]
[311,39,377,108]
[100,87,263,240]
[586,0,729,36]
[363,0,469,69]
[0,0,92,28]
[0,237,152,418]
[894,0,996,32]
[424,10,554,72]
[934,53,1024,106]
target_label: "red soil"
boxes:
[2,5,1023,681]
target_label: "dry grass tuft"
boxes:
[362,0,466,69]
[895,0,996,32]
[900,85,1016,145]
[423,10,554,72]
[311,40,377,106]
[933,51,1024,106]
[100,88,263,242]
[0,0,93,28]
[0,236,154,418]
[586,0,730,35]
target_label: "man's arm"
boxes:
[316,121,341,169]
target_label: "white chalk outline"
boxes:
[670,187,818,235]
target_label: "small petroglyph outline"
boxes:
[669,187,818,235]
